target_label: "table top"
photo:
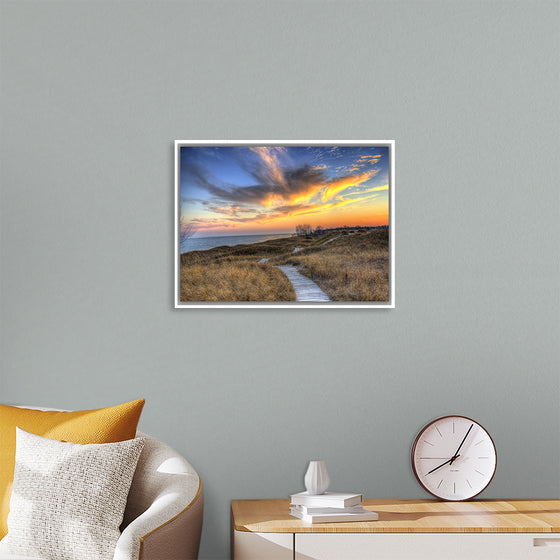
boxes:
[231,499,560,533]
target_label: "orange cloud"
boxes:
[361,184,389,194]
[190,192,389,234]
[357,155,382,165]
[285,183,325,205]
[322,171,376,201]
[260,182,324,208]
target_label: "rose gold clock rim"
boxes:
[411,415,498,502]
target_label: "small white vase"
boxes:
[304,460,330,495]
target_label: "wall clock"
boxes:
[411,415,497,501]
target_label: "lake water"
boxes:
[181,233,292,253]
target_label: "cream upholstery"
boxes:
[0,429,203,560]
[117,432,203,560]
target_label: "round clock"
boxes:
[412,415,497,501]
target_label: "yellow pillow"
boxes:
[0,398,145,538]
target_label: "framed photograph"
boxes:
[175,140,394,308]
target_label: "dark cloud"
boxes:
[182,156,327,207]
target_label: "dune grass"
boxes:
[270,229,389,302]
[180,260,295,302]
[179,229,389,302]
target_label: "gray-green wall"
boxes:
[1,1,558,559]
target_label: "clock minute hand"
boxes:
[426,455,460,475]
[450,423,473,464]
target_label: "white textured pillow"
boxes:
[3,428,144,560]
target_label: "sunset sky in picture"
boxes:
[180,145,390,237]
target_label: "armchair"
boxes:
[0,431,203,560]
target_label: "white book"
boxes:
[290,491,363,508]
[292,504,365,514]
[290,506,378,524]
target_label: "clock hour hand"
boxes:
[449,424,473,464]
[426,455,460,475]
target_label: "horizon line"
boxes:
[188,225,389,239]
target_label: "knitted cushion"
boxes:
[0,399,145,538]
[3,429,144,560]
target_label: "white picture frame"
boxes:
[175,140,395,308]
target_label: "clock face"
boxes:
[412,416,497,501]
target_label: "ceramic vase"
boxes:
[304,460,330,495]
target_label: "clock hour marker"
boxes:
[437,479,443,489]
[435,426,443,438]
[453,483,456,494]
[419,457,451,460]
[474,440,484,446]
[478,457,489,459]
[452,421,455,434]
[475,470,485,476]
[423,440,435,446]
[466,479,472,489]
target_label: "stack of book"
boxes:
[289,491,378,524]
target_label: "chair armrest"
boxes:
[114,433,203,560]
[114,484,203,560]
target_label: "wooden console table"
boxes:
[231,499,560,559]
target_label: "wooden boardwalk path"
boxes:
[276,265,331,302]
